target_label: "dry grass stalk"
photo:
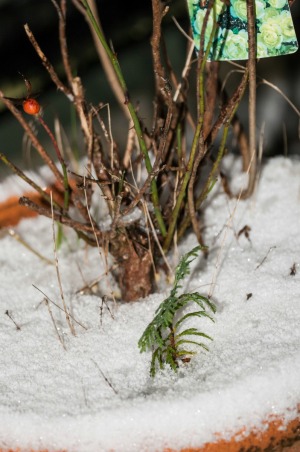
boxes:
[50,191,76,335]
[44,297,66,350]
[5,310,21,331]
[33,284,87,330]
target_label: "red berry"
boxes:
[22,98,41,115]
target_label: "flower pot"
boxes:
[0,191,41,227]
[0,411,299,451]
[1,157,300,452]
[166,410,300,451]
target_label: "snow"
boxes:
[0,156,300,451]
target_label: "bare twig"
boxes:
[24,23,73,99]
[208,150,260,299]
[0,152,61,210]
[19,196,103,243]
[52,0,75,89]
[83,177,116,304]
[142,200,172,275]
[0,93,64,184]
[151,0,170,100]
[33,284,87,330]
[99,295,114,327]
[258,78,300,118]
[255,246,277,270]
[8,229,54,266]
[244,0,257,198]
[91,359,118,394]
[203,62,219,138]
[44,297,66,349]
[187,139,207,247]
[208,67,249,146]
[50,191,76,335]
[5,310,21,330]
[72,0,130,119]
[121,153,164,218]
[91,104,115,167]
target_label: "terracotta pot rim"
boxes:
[1,410,299,452]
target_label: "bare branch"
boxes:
[24,23,73,99]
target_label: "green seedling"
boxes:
[138,246,216,377]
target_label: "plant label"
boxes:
[187,0,298,60]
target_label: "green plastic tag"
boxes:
[187,0,298,60]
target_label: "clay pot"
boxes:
[0,191,41,227]
[0,182,66,228]
[166,412,300,451]
[0,411,299,451]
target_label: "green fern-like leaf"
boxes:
[138,246,215,377]
[175,339,210,351]
[175,328,213,341]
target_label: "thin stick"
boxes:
[54,117,78,172]
[8,229,54,266]
[142,200,172,275]
[208,149,257,299]
[151,0,171,101]
[253,121,265,197]
[123,121,137,168]
[91,359,118,395]
[38,115,70,212]
[24,23,73,99]
[127,158,167,275]
[25,19,94,156]
[187,142,206,246]
[72,0,130,120]
[83,177,116,304]
[258,79,300,118]
[0,92,64,184]
[172,15,194,44]
[244,0,257,197]
[255,246,276,270]
[121,156,164,218]
[90,104,114,171]
[19,196,103,243]
[44,297,66,350]
[33,284,87,330]
[229,61,300,119]
[0,152,61,210]
[5,310,21,330]
[221,69,245,94]
[99,295,114,327]
[52,0,74,89]
[83,176,102,250]
[208,67,249,148]
[50,191,76,335]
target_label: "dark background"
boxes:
[0,0,299,174]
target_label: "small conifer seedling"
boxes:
[138,246,216,377]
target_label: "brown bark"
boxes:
[110,228,153,301]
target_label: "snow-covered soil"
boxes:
[0,156,300,451]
